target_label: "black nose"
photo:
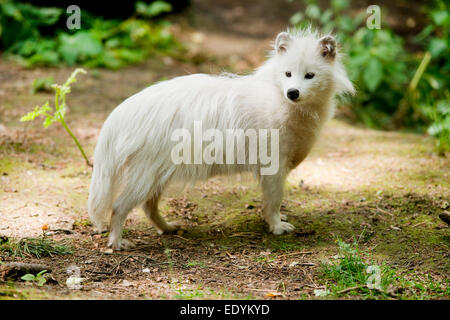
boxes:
[287,88,299,101]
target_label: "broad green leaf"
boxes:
[290,12,304,25]
[320,9,333,25]
[21,274,36,281]
[37,270,47,277]
[58,32,103,64]
[36,278,47,286]
[15,3,62,26]
[331,0,349,11]
[436,100,450,115]
[136,1,172,18]
[1,2,23,20]
[364,58,383,92]
[428,38,447,57]
[305,5,321,20]
[431,9,449,26]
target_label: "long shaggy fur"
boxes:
[88,28,354,250]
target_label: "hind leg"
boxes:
[108,209,135,250]
[108,192,142,250]
[143,194,178,234]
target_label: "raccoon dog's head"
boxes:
[272,29,355,104]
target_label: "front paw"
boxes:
[108,238,136,251]
[271,222,295,235]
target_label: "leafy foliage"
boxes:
[31,76,54,94]
[0,0,180,68]
[21,270,48,286]
[410,1,450,154]
[136,1,172,18]
[319,239,449,299]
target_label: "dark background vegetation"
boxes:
[1,0,448,153]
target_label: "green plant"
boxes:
[291,0,449,153]
[0,0,180,68]
[31,76,54,94]
[21,270,48,286]
[173,286,206,299]
[185,260,206,268]
[407,0,449,154]
[319,239,448,299]
[291,0,410,129]
[21,68,91,166]
[320,239,387,297]
[0,1,63,49]
[136,1,172,18]
[0,236,73,258]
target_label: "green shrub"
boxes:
[410,0,449,154]
[0,0,180,68]
[291,0,449,153]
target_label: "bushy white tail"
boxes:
[88,164,115,231]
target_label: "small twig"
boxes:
[245,287,278,292]
[376,206,393,217]
[410,221,427,228]
[303,268,318,288]
[228,232,259,238]
[297,262,316,266]
[110,255,131,275]
[302,284,325,289]
[174,235,190,241]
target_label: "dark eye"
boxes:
[285,71,291,77]
[305,72,315,79]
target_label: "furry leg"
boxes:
[107,189,144,250]
[108,209,135,250]
[261,173,295,235]
[143,194,178,234]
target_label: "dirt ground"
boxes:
[0,1,448,299]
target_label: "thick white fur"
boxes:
[88,29,354,250]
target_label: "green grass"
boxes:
[0,236,73,258]
[72,219,93,228]
[172,285,256,300]
[173,286,206,300]
[319,239,449,299]
[185,260,207,268]
[269,237,306,252]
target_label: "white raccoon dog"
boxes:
[88,29,355,250]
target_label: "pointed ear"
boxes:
[319,35,336,60]
[274,32,291,54]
